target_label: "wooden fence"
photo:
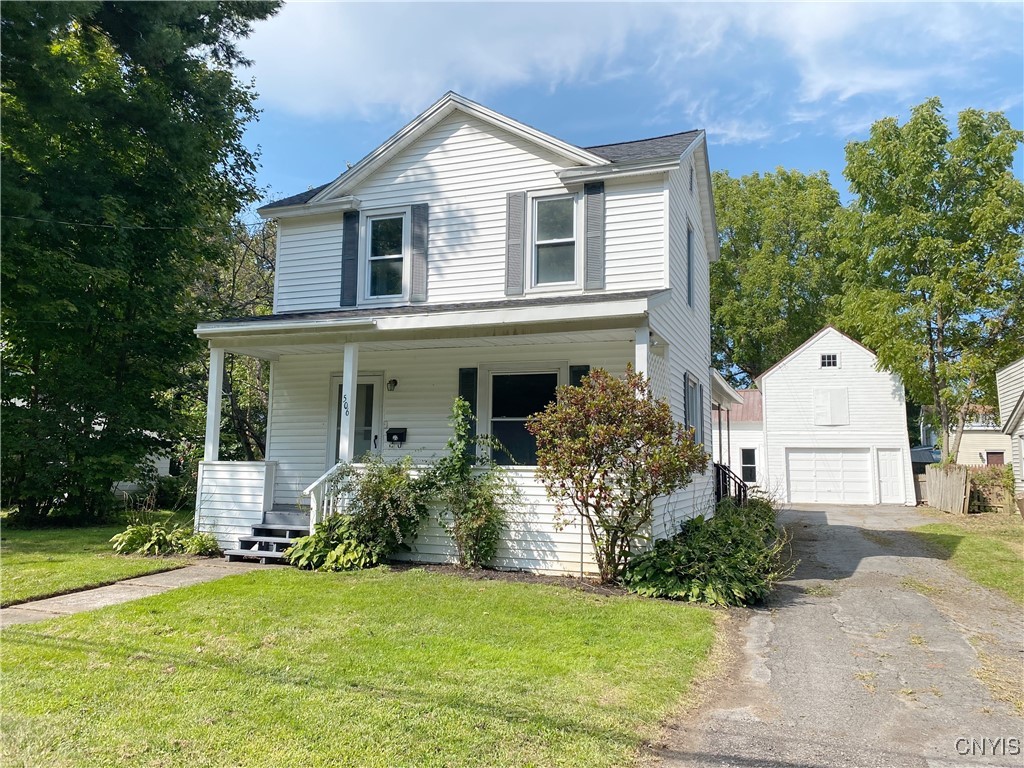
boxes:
[925,464,970,515]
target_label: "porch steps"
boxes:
[224,508,310,565]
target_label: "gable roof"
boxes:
[259,93,705,216]
[757,325,879,383]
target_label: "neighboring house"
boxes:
[713,389,767,491]
[953,408,1012,467]
[193,92,720,574]
[756,326,916,506]
[996,357,1024,498]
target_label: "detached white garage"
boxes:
[758,327,916,507]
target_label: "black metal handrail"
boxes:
[714,462,748,506]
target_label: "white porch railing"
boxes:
[303,461,357,531]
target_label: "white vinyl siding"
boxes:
[648,160,715,541]
[761,328,916,505]
[263,337,633,575]
[272,114,668,312]
[195,461,275,548]
[274,214,344,313]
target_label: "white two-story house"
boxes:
[193,92,720,574]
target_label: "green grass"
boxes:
[1,567,716,768]
[1,523,192,607]
[911,511,1024,605]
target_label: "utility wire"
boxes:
[1,215,269,232]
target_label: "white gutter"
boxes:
[194,297,653,341]
[558,158,679,184]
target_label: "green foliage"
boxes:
[110,522,186,556]
[285,456,428,571]
[624,498,794,606]
[109,521,221,557]
[421,398,519,568]
[711,169,848,383]
[527,366,709,584]
[179,531,221,557]
[1,1,280,525]
[840,97,1024,460]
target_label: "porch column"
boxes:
[204,347,225,462]
[634,326,650,378]
[726,409,732,469]
[337,343,360,463]
[717,405,724,464]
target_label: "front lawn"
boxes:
[911,510,1024,604]
[2,567,716,767]
[1,523,192,607]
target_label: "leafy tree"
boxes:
[526,367,708,584]
[711,169,847,384]
[840,98,1024,460]
[1,1,280,523]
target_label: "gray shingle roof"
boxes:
[584,130,701,163]
[258,128,701,213]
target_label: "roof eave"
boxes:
[257,195,362,221]
[558,157,680,185]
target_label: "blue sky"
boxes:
[237,1,1023,211]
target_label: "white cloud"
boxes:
[240,1,1023,143]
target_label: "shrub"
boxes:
[526,366,708,584]
[285,456,428,571]
[179,531,221,556]
[623,498,794,606]
[110,522,187,556]
[421,398,519,568]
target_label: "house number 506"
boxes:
[342,394,349,417]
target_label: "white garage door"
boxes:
[786,448,872,504]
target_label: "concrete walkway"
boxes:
[0,560,272,628]
[654,504,1024,768]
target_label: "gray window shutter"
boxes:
[569,365,590,387]
[505,191,526,296]
[410,203,429,302]
[341,211,359,307]
[698,382,705,444]
[683,372,691,430]
[584,182,605,290]
[458,367,479,462]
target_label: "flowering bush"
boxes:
[526,366,707,583]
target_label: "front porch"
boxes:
[193,297,685,574]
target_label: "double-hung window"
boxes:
[486,367,562,465]
[533,195,576,286]
[741,448,757,483]
[366,212,408,300]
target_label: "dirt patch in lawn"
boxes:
[395,562,631,597]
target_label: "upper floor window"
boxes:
[366,211,408,300]
[820,353,838,368]
[533,194,577,286]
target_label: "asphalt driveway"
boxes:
[653,504,1023,768]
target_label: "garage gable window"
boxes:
[813,387,850,426]
[820,353,839,368]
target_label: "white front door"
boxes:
[330,374,383,466]
[877,448,904,504]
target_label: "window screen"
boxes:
[490,372,558,465]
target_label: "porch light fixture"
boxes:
[387,379,399,391]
